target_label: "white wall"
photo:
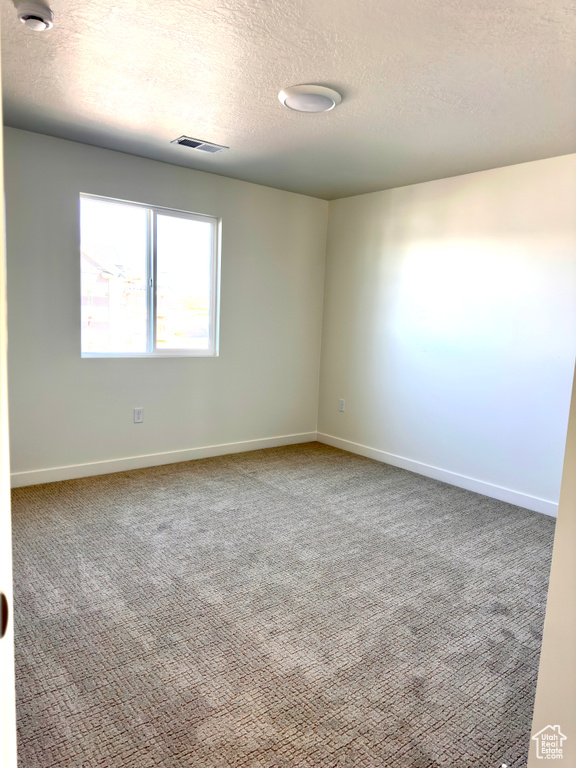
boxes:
[6,130,575,509]
[529,363,576,765]
[318,155,576,515]
[5,128,328,483]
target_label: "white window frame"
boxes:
[80,193,221,358]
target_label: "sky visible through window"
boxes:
[156,213,211,350]
[81,197,212,354]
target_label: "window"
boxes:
[80,194,220,357]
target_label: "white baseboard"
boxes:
[11,431,559,517]
[10,432,317,488]
[317,432,558,517]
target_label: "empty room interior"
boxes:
[1,0,575,766]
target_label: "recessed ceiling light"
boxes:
[278,84,342,113]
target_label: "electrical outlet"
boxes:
[134,407,144,423]
[338,399,345,412]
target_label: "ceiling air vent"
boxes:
[171,136,229,153]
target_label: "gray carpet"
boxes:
[11,442,554,768]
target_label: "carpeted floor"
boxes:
[11,442,555,768]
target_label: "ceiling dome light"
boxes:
[16,1,54,31]
[278,84,342,113]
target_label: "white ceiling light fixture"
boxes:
[16,1,54,31]
[278,84,342,113]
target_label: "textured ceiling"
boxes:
[2,0,575,200]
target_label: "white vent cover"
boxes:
[171,136,229,153]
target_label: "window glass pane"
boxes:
[155,215,213,350]
[81,197,148,354]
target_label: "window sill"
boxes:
[82,352,218,359]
